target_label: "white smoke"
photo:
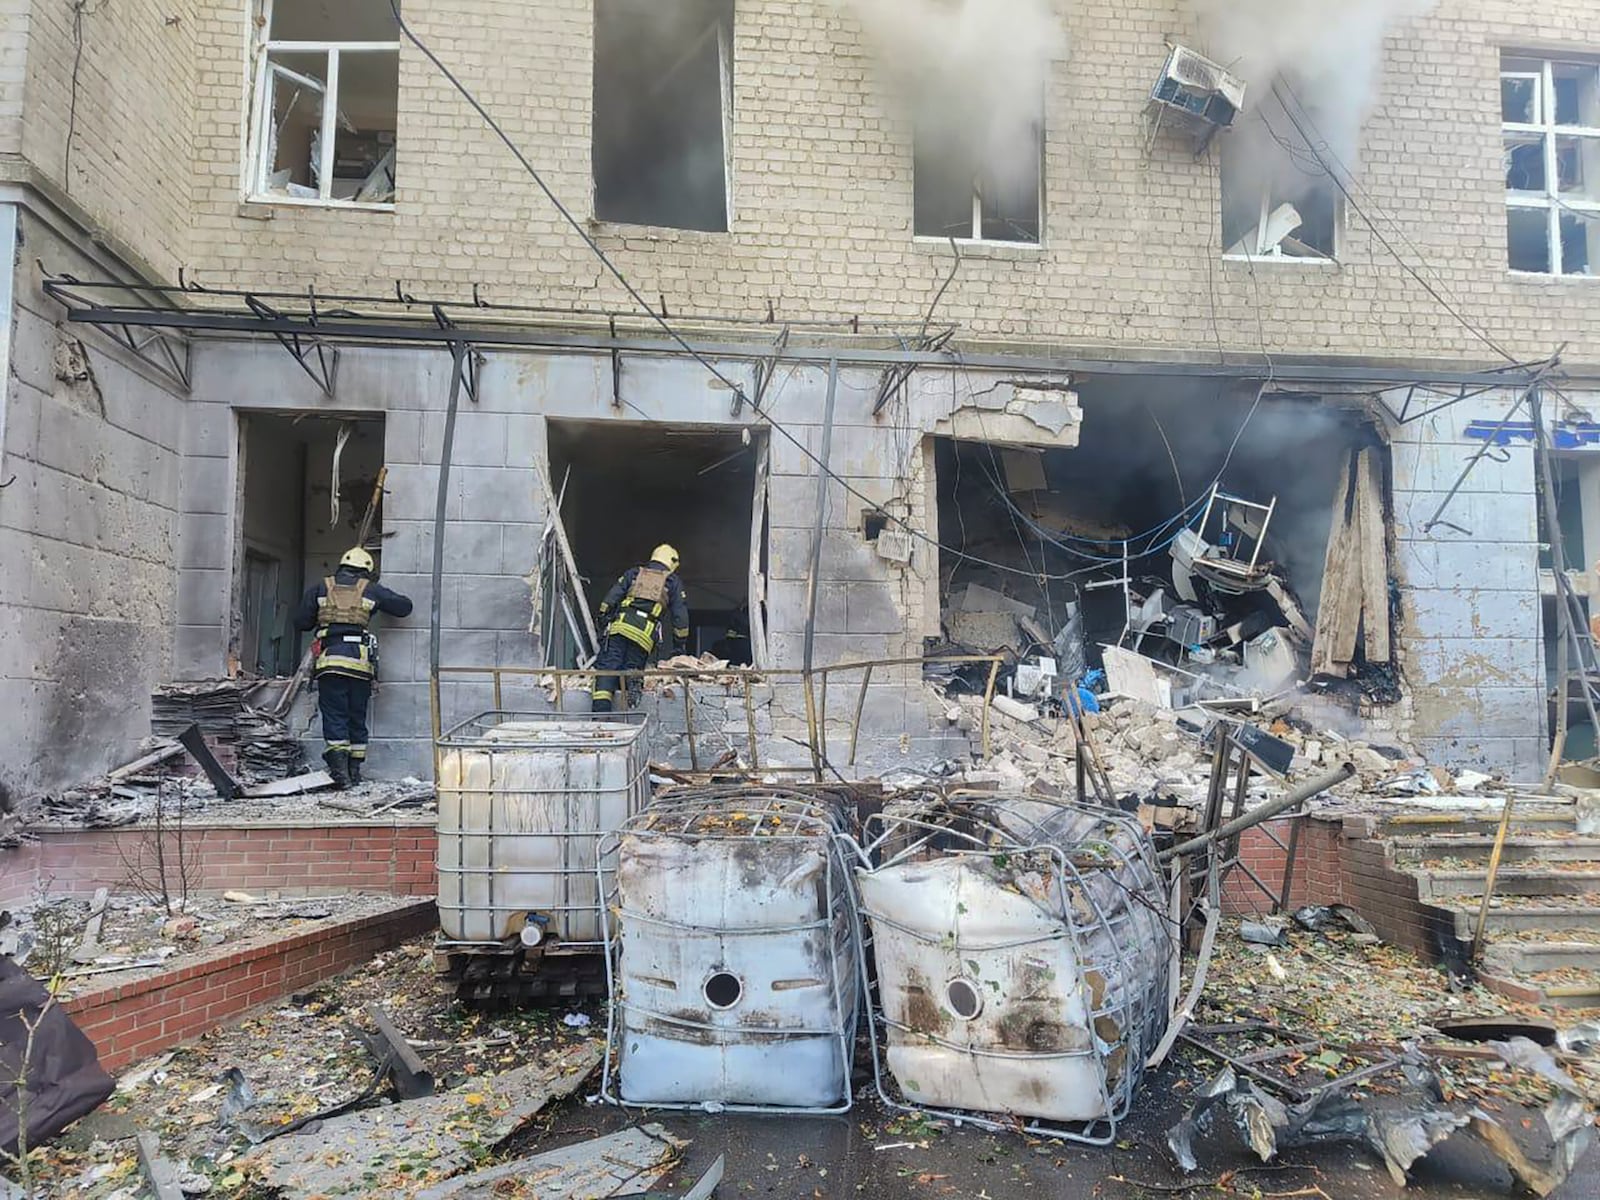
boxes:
[839,0,1066,192]
[1191,0,1434,182]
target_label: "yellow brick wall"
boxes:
[0,0,30,155]
[20,0,1598,367]
[10,0,195,276]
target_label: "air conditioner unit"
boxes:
[1150,45,1247,130]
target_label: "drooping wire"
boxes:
[383,0,1141,583]
[1268,80,1520,366]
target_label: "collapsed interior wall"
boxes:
[933,379,1366,681]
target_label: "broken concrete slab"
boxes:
[948,582,1037,618]
[246,1041,603,1198]
[242,770,334,798]
[414,1123,685,1199]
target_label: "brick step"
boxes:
[1446,902,1600,938]
[1417,867,1600,901]
[1392,835,1600,866]
[1483,938,1600,974]
[1379,809,1576,839]
[1479,967,1600,1009]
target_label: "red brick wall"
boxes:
[1220,818,1346,914]
[64,899,437,1071]
[1219,813,1461,963]
[0,823,438,905]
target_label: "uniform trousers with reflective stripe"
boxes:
[318,671,373,759]
[591,636,650,713]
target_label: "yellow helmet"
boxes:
[339,546,375,574]
[651,544,681,572]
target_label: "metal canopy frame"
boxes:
[38,274,1562,390]
[44,275,193,391]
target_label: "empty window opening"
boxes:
[592,0,733,232]
[236,413,386,677]
[1503,54,1600,276]
[1220,102,1338,261]
[862,509,890,542]
[249,0,400,206]
[914,111,1043,244]
[1540,454,1600,761]
[545,421,762,668]
[931,380,1380,702]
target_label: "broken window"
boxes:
[1220,107,1338,260]
[248,0,400,206]
[913,113,1043,244]
[592,0,733,232]
[1503,54,1600,275]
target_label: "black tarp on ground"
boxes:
[0,958,114,1158]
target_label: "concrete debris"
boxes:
[246,1042,604,1198]
[948,581,1038,619]
[414,1123,685,1199]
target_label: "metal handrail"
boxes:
[430,654,1005,779]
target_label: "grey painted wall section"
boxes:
[176,345,1044,778]
[0,203,185,794]
[1388,390,1545,779]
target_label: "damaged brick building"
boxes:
[1,0,1598,794]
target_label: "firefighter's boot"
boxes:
[323,748,350,790]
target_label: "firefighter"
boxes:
[591,544,689,713]
[294,547,413,788]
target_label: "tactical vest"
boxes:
[315,578,378,678]
[318,578,373,628]
[607,566,670,651]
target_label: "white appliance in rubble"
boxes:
[435,715,651,948]
[599,786,859,1112]
[855,795,1171,1140]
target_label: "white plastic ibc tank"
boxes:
[436,715,650,947]
[601,787,859,1111]
[856,796,1170,1133]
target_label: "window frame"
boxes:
[589,0,736,233]
[910,119,1047,248]
[245,0,401,211]
[1220,181,1340,265]
[1502,55,1600,278]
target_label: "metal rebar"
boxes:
[848,664,875,766]
[1159,763,1355,864]
[429,340,469,778]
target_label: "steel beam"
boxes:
[44,305,1550,389]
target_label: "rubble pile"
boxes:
[152,681,306,781]
[955,687,1506,826]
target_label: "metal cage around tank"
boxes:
[598,784,862,1114]
[847,791,1175,1145]
[434,710,652,958]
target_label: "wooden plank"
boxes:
[71,887,110,964]
[242,770,335,798]
[105,741,183,782]
[365,1003,436,1099]
[535,464,599,657]
[1310,451,1361,677]
[1355,447,1391,662]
